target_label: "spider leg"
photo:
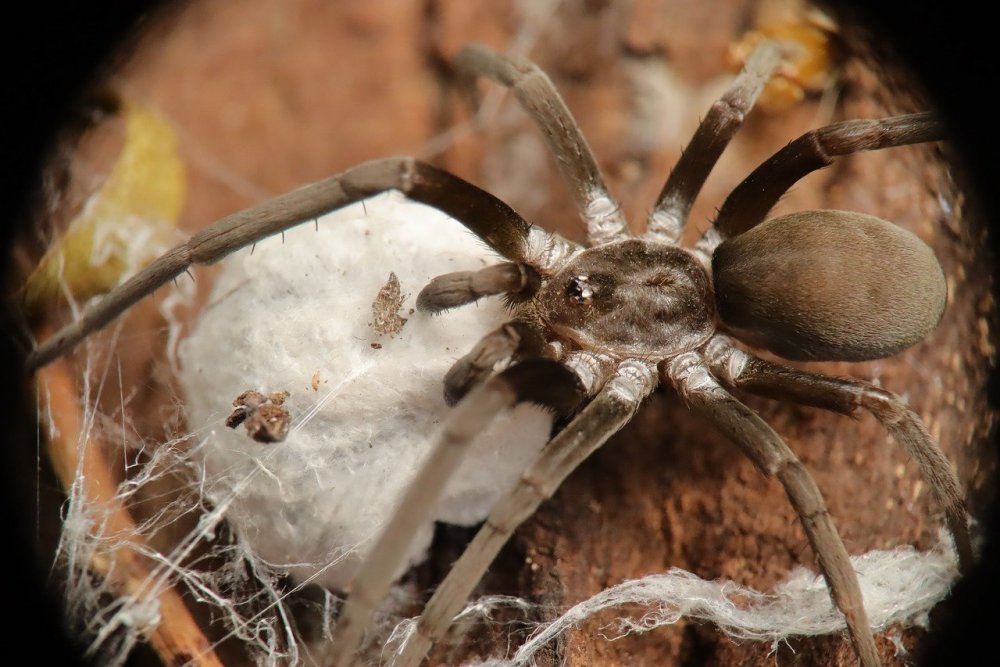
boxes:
[416,262,541,313]
[440,321,546,406]
[704,335,972,572]
[326,359,587,667]
[455,43,628,245]
[394,356,656,667]
[696,112,945,256]
[644,41,780,245]
[28,158,538,370]
[665,352,880,667]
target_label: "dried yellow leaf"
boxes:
[23,99,185,314]
[727,1,836,113]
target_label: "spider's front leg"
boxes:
[326,357,587,667]
[27,157,539,370]
[664,352,881,667]
[329,254,557,664]
[394,357,658,667]
[704,335,972,571]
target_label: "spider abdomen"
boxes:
[712,209,946,361]
[537,240,715,358]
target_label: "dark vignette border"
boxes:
[0,2,995,665]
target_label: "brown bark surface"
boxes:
[28,1,996,665]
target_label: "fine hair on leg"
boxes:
[326,359,586,667]
[441,321,546,406]
[665,353,880,667]
[708,113,945,243]
[394,357,657,667]
[454,43,628,245]
[27,158,538,370]
[704,336,972,571]
[416,262,541,314]
[645,41,780,244]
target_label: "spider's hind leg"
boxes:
[696,112,945,258]
[665,351,880,667]
[704,335,973,572]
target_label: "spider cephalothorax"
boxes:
[27,41,970,667]
[534,240,716,357]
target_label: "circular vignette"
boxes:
[3,2,997,666]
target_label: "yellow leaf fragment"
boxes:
[727,0,837,112]
[23,99,186,314]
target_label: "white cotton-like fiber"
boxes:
[390,536,958,665]
[178,192,553,589]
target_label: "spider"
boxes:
[26,42,971,667]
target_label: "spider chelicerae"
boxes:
[28,42,972,667]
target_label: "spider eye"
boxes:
[566,275,593,305]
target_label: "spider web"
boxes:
[387,536,959,666]
[28,1,968,665]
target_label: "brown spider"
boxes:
[27,42,971,667]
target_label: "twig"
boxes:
[36,327,224,667]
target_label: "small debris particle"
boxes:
[370,272,408,336]
[225,388,292,443]
[245,403,291,443]
[311,371,321,391]
[370,342,383,350]
[224,389,266,429]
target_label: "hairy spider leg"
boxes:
[394,357,657,667]
[438,321,546,406]
[455,43,628,246]
[694,112,946,258]
[326,360,587,667]
[705,336,972,572]
[666,352,880,667]
[27,158,536,369]
[645,41,781,244]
